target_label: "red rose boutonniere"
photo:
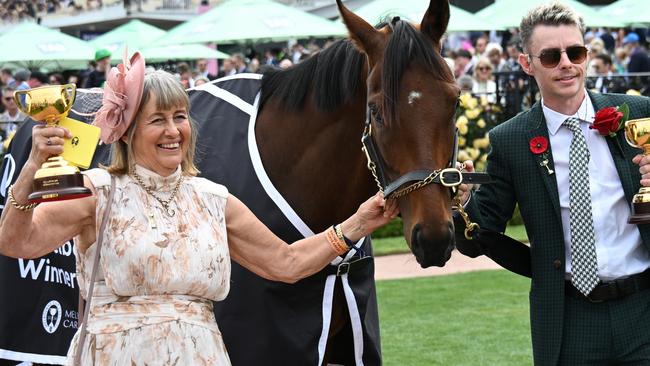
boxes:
[529,136,548,154]
[589,102,630,137]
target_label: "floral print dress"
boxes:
[66,165,232,365]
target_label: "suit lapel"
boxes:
[525,102,562,225]
[589,92,639,202]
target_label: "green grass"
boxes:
[373,225,529,256]
[377,270,532,366]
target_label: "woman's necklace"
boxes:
[131,170,184,218]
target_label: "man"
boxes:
[0,69,16,88]
[217,58,235,78]
[586,53,626,94]
[457,3,650,365]
[83,49,111,88]
[0,86,26,147]
[624,32,650,74]
[195,58,215,80]
[27,70,48,89]
[453,49,473,78]
[12,70,30,91]
[473,34,488,58]
[231,53,249,74]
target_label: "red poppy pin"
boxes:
[589,102,629,137]
[529,136,548,154]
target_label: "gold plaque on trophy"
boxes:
[624,117,650,223]
[14,84,98,203]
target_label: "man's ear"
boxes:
[518,53,534,76]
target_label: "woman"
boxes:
[0,52,398,365]
[471,56,497,103]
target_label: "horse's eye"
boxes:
[369,104,383,126]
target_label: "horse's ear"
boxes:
[420,0,450,52]
[336,0,383,63]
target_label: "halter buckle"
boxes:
[439,168,463,187]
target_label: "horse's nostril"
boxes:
[411,224,422,250]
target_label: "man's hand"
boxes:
[456,160,475,205]
[632,154,650,187]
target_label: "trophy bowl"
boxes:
[624,117,650,224]
[14,84,91,203]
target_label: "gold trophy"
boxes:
[625,118,650,223]
[14,84,92,203]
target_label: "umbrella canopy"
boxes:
[600,0,650,26]
[142,44,230,62]
[349,0,497,31]
[156,0,347,46]
[90,19,229,62]
[476,0,624,29]
[0,22,95,70]
[89,19,166,62]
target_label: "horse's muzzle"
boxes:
[410,221,455,268]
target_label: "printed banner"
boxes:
[0,119,109,365]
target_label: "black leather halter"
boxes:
[361,106,491,200]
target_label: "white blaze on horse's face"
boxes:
[408,91,422,106]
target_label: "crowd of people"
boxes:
[446,26,650,113]
[3,0,650,365]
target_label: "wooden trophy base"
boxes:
[28,173,92,203]
[629,200,650,224]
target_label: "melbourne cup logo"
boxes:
[42,300,62,333]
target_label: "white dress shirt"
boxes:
[543,93,650,280]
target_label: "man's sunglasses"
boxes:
[528,45,588,68]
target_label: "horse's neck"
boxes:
[255,101,375,232]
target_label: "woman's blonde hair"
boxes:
[105,70,199,176]
[472,56,494,80]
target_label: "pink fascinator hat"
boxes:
[93,50,145,144]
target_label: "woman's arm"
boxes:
[0,125,96,259]
[226,192,398,283]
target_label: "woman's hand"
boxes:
[342,192,399,242]
[29,124,71,167]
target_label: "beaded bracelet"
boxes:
[7,185,38,212]
[326,226,348,255]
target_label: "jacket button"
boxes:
[553,260,562,269]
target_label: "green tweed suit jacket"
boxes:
[465,91,650,365]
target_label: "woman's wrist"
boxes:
[340,214,366,243]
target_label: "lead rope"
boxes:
[451,163,479,240]
[74,175,116,365]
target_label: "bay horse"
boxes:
[188,0,460,364]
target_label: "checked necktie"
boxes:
[564,117,600,296]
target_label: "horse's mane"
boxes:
[260,39,366,112]
[382,18,455,124]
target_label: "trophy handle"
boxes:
[624,120,643,149]
[13,89,30,115]
[61,83,76,109]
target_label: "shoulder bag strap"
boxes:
[74,175,116,365]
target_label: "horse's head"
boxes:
[338,0,460,267]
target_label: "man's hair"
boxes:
[519,2,585,53]
[455,49,472,60]
[1,86,15,95]
[594,53,612,66]
[1,68,12,76]
[30,71,48,84]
